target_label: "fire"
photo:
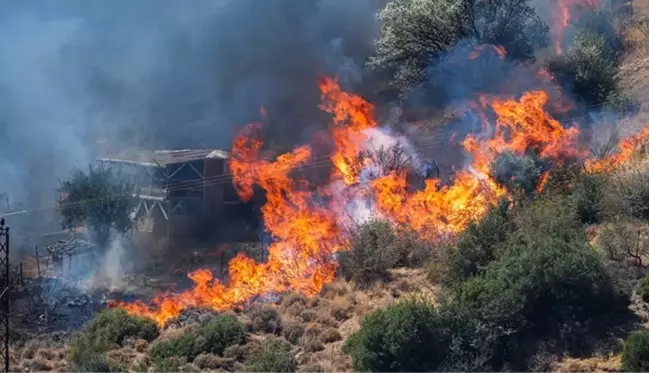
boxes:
[318,76,377,185]
[114,76,648,327]
[586,125,649,173]
[113,117,343,326]
[370,90,581,240]
[554,0,600,54]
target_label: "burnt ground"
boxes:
[9,241,261,337]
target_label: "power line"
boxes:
[1,137,457,218]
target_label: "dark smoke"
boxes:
[0,0,379,231]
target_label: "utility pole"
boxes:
[0,218,9,372]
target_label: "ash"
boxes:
[10,276,135,334]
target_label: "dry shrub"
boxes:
[280,293,308,316]
[320,281,351,300]
[129,355,150,372]
[298,362,324,372]
[281,322,306,345]
[319,328,342,344]
[246,304,282,334]
[328,301,351,322]
[193,353,235,371]
[315,308,338,327]
[303,323,323,341]
[223,341,263,362]
[304,340,325,353]
[107,348,138,367]
[20,343,40,360]
[26,358,52,371]
[307,297,321,308]
[36,348,64,361]
[133,339,149,353]
[598,221,649,269]
[338,220,402,287]
[299,309,317,323]
[604,169,649,221]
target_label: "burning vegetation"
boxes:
[110,74,649,327]
[11,0,649,371]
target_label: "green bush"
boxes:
[446,199,512,284]
[621,330,649,372]
[244,340,297,372]
[69,308,159,364]
[343,300,449,372]
[639,277,649,303]
[490,152,545,198]
[71,354,123,372]
[150,315,247,361]
[547,28,622,108]
[571,173,605,224]
[338,220,402,286]
[451,236,628,366]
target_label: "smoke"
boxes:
[0,0,379,230]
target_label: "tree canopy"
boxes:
[58,164,136,250]
[369,0,549,97]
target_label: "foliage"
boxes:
[246,304,282,334]
[338,220,402,286]
[598,221,649,269]
[150,315,247,361]
[490,152,545,199]
[446,198,513,284]
[547,28,622,108]
[513,195,585,245]
[452,236,627,366]
[244,340,297,372]
[58,164,136,249]
[639,276,649,303]
[69,308,158,364]
[343,300,448,372]
[621,330,649,372]
[609,170,649,221]
[369,0,548,96]
[71,353,123,372]
[571,173,605,224]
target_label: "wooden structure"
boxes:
[98,149,242,244]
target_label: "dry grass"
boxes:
[554,354,622,372]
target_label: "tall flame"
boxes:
[114,76,649,326]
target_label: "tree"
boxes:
[58,164,135,256]
[546,29,621,108]
[369,0,549,97]
[621,330,649,372]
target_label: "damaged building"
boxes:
[98,148,260,250]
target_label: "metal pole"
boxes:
[34,246,40,278]
[0,218,10,372]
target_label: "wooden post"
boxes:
[34,246,40,278]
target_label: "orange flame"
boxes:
[113,121,342,326]
[318,76,377,185]
[115,77,648,327]
[586,125,649,173]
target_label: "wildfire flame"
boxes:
[114,76,649,327]
[586,125,649,173]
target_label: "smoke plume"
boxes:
[0,0,379,233]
